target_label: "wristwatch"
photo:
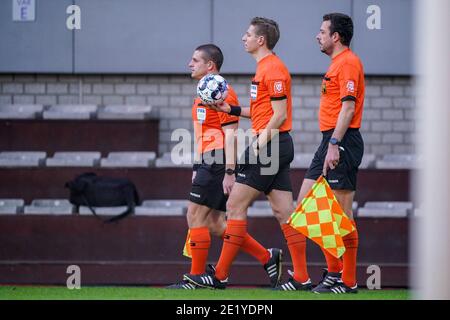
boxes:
[329,137,341,146]
[225,168,235,175]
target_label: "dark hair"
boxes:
[323,13,353,46]
[250,17,280,50]
[195,44,224,71]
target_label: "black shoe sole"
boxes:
[183,274,225,290]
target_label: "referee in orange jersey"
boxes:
[299,13,365,294]
[185,17,312,291]
[167,44,282,289]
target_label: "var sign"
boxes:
[12,0,35,22]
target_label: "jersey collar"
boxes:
[332,47,350,61]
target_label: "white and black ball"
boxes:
[197,74,228,104]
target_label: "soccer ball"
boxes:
[197,74,228,104]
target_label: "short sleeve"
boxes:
[267,79,288,100]
[264,65,288,101]
[339,63,360,102]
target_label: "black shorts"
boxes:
[189,150,227,212]
[236,132,294,194]
[305,128,364,191]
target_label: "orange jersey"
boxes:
[192,84,239,154]
[250,54,292,134]
[319,48,365,131]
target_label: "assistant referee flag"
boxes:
[288,176,355,258]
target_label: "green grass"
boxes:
[0,286,409,300]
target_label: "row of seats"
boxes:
[0,104,156,120]
[0,151,419,169]
[0,151,157,167]
[247,200,417,217]
[0,198,417,218]
[295,154,421,169]
[0,199,188,215]
[357,201,417,218]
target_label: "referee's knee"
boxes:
[226,200,247,220]
[271,207,292,224]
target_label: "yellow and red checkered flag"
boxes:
[288,175,355,258]
[182,230,192,258]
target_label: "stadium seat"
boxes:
[45,152,101,167]
[97,105,156,120]
[291,153,315,169]
[375,154,421,169]
[0,199,25,214]
[155,152,195,168]
[141,199,189,207]
[135,199,188,216]
[42,104,98,120]
[351,201,359,215]
[251,200,271,208]
[247,206,273,217]
[364,201,414,210]
[136,205,181,216]
[0,151,46,167]
[357,201,413,218]
[78,206,128,215]
[100,152,156,168]
[359,154,376,169]
[24,199,74,215]
[0,104,44,119]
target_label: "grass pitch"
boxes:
[0,286,408,300]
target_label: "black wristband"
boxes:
[193,163,200,171]
[229,106,242,116]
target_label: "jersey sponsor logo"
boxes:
[346,80,355,93]
[274,81,283,94]
[328,179,339,184]
[190,192,201,198]
[250,84,258,100]
[196,107,206,122]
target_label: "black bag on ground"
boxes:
[65,172,141,223]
